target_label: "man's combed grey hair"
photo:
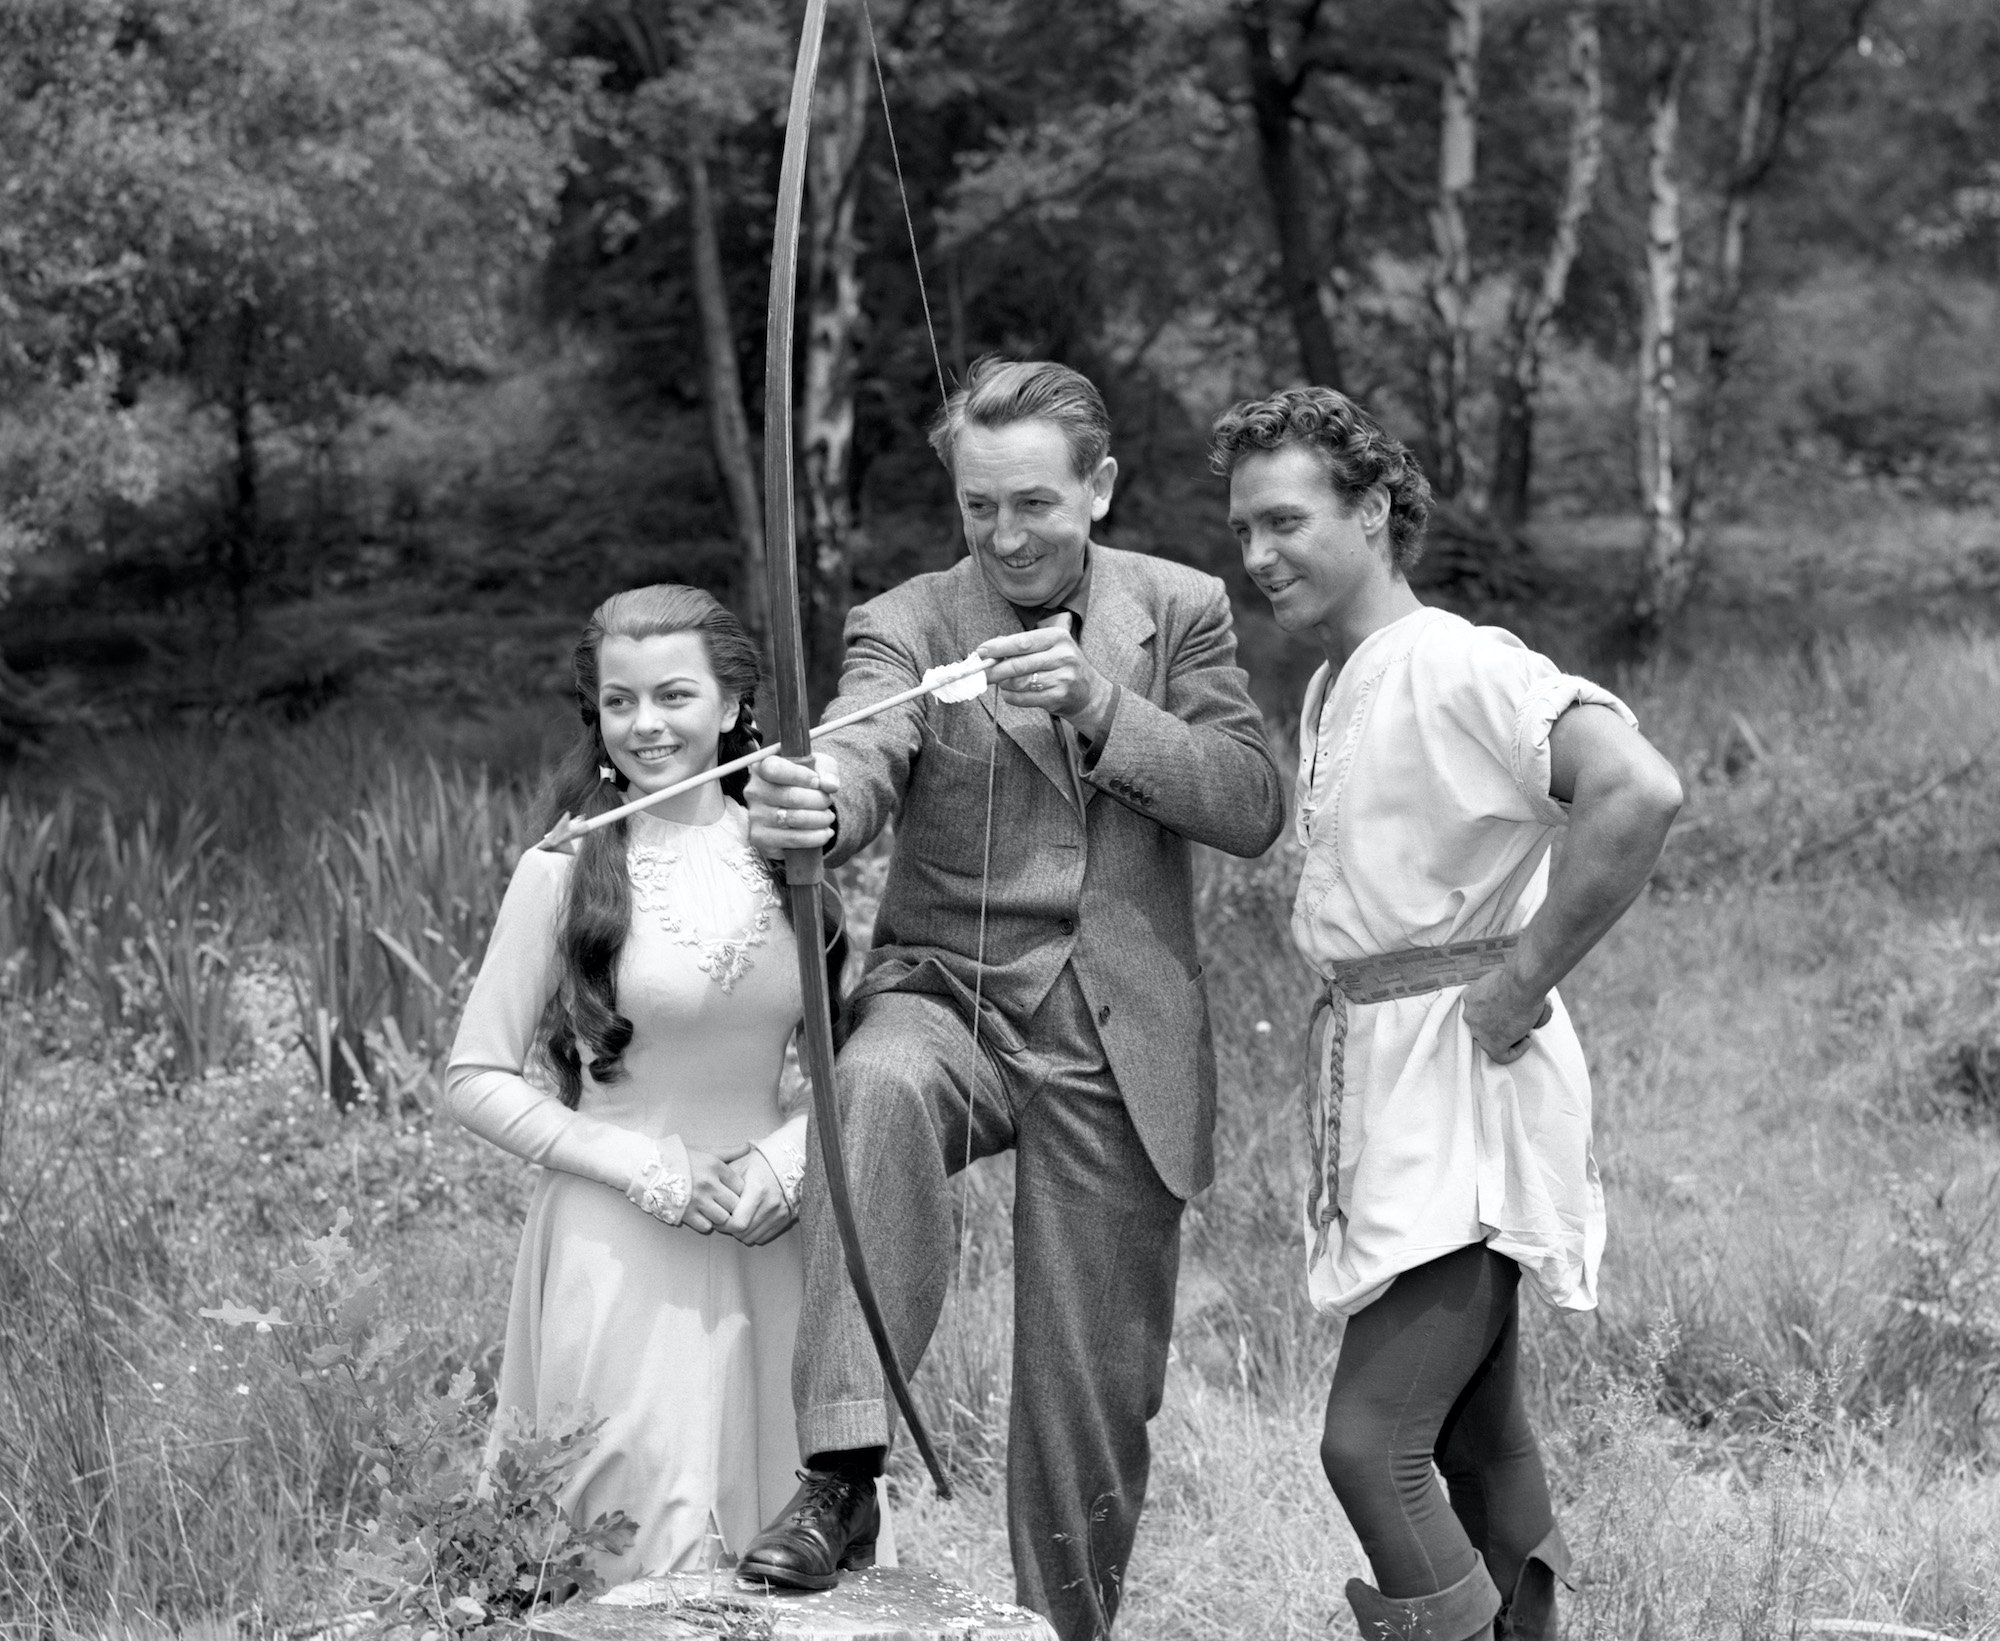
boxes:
[927,356,1112,479]
[1208,386,1434,573]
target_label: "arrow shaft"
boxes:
[558,669,971,842]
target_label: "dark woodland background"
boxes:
[4,0,1998,744]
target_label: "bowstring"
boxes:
[861,0,996,1471]
[863,0,948,417]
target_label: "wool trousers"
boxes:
[1319,1242,1557,1605]
[793,967,1184,1641]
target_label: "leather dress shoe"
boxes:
[737,1468,880,1593]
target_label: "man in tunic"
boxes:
[738,357,1286,1640]
[1212,387,1682,1641]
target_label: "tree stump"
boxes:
[525,1568,1059,1641]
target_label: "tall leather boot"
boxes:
[1345,1559,1502,1641]
[1495,1526,1574,1641]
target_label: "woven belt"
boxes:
[1304,934,1519,1259]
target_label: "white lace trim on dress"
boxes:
[749,1138,808,1211]
[627,830,781,993]
[626,1139,692,1224]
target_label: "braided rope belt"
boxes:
[1305,934,1520,1260]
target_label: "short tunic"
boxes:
[1290,606,1633,1324]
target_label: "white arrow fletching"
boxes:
[924,653,991,704]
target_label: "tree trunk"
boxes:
[1425,0,1481,500]
[1630,40,1694,639]
[1490,6,1603,529]
[801,10,872,701]
[946,252,968,379]
[686,148,766,642]
[1679,0,1874,555]
[228,303,259,636]
[1243,2,1343,389]
[1672,0,1774,551]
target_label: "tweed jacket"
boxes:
[820,543,1285,1199]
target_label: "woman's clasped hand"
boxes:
[624,1137,797,1244]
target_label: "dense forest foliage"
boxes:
[3,0,1998,722]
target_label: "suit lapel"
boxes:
[947,554,1090,806]
[1076,545,1157,698]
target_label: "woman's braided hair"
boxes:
[1207,386,1434,573]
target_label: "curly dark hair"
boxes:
[1208,387,1434,574]
[536,585,763,1107]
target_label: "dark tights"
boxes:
[1320,1243,1554,1602]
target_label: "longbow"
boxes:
[760,0,952,1500]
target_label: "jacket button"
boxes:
[1097,1004,1111,1024]
[1059,918,1075,935]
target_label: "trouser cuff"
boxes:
[1495,1523,1573,1641]
[1519,1524,1574,1589]
[1346,1559,1502,1641]
[800,1396,892,1459]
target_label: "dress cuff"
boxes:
[750,1115,810,1211]
[626,1134,692,1224]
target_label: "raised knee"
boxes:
[836,1048,925,1121]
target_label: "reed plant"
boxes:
[284,761,531,1110]
[0,793,98,996]
[0,796,244,1083]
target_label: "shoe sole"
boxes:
[737,1542,876,1595]
[737,1561,839,1594]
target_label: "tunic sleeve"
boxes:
[1509,669,1638,825]
[1425,625,1636,827]
[445,849,689,1196]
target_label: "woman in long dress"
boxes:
[446,584,835,1580]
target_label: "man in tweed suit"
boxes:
[738,358,1284,1640]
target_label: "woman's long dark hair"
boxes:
[540,585,764,1107]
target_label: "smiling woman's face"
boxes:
[952,418,1115,608]
[596,631,739,797]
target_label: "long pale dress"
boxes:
[1289,607,1636,1331]
[446,801,815,1580]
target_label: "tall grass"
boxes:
[2,623,1998,1637]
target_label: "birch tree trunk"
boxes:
[1631,39,1694,638]
[1425,0,1481,500]
[1489,6,1602,528]
[801,9,872,699]
[1244,0,1343,389]
[685,149,766,642]
[1677,0,1774,545]
[1679,0,1874,538]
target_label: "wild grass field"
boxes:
[4,617,2000,1641]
